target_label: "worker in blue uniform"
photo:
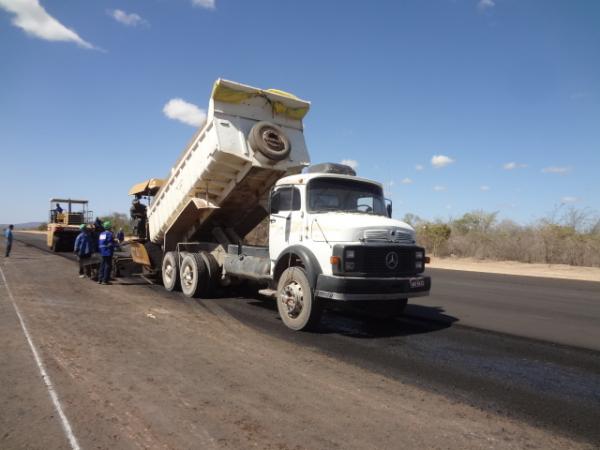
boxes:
[98,221,114,285]
[74,224,94,278]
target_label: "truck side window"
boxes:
[271,187,300,213]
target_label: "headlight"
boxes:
[345,249,355,259]
[345,261,355,271]
[415,251,424,260]
[415,261,423,270]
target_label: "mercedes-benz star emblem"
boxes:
[385,251,399,270]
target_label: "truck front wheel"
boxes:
[276,267,322,331]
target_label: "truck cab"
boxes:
[259,164,430,330]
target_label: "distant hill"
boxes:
[0,222,44,230]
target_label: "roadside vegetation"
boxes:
[406,208,600,267]
[99,213,132,234]
[34,208,598,268]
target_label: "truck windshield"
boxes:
[307,178,386,215]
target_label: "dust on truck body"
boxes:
[133,79,431,331]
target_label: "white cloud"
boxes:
[433,185,446,192]
[191,0,216,9]
[503,162,528,170]
[561,196,579,204]
[0,0,96,49]
[163,98,207,127]
[340,159,358,170]
[110,9,147,27]
[542,166,571,174]
[480,185,490,191]
[478,0,495,11]
[415,164,424,171]
[401,178,413,184]
[431,155,455,169]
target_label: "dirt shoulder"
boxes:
[0,241,594,449]
[429,256,600,282]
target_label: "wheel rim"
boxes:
[164,261,175,285]
[280,281,303,319]
[182,263,194,289]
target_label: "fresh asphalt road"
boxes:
[8,231,600,446]
[15,231,600,350]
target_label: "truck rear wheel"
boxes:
[179,253,209,298]
[199,251,221,295]
[248,121,291,161]
[162,251,180,292]
[276,267,322,331]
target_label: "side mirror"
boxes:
[385,199,392,218]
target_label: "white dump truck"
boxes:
[130,79,431,330]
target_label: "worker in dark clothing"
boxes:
[93,217,104,252]
[116,228,125,243]
[74,224,94,278]
[52,203,63,222]
[98,221,114,285]
[130,196,147,239]
[4,224,14,257]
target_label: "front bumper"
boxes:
[315,274,431,301]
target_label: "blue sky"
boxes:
[0,0,598,225]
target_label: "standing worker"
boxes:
[4,224,14,257]
[53,203,64,222]
[98,221,114,285]
[73,225,94,278]
[92,217,104,252]
[116,228,125,243]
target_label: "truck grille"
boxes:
[332,244,423,277]
[362,246,414,275]
[363,229,414,244]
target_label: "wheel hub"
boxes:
[280,281,303,318]
[182,265,193,287]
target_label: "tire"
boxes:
[276,267,322,331]
[248,121,291,161]
[162,251,180,292]
[179,253,209,298]
[51,236,61,252]
[199,251,221,296]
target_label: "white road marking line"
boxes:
[0,266,82,450]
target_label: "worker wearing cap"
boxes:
[98,221,114,285]
[74,224,94,278]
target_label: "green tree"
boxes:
[417,222,451,256]
[100,212,132,234]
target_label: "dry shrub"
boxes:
[412,207,600,267]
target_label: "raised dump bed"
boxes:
[147,79,311,250]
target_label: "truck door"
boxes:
[269,186,302,261]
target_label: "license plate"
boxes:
[409,277,425,289]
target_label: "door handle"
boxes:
[270,219,276,223]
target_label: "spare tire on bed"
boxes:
[248,121,291,161]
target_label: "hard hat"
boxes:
[103,221,112,229]
[79,224,86,230]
